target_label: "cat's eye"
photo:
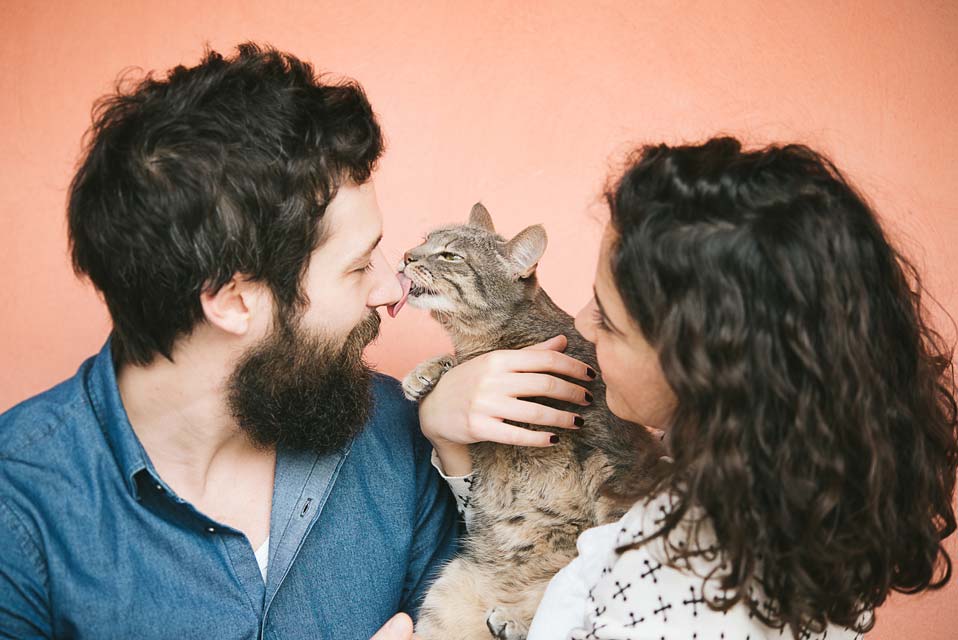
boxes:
[437,252,464,262]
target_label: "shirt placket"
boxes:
[260,444,351,637]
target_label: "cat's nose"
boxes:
[403,251,418,264]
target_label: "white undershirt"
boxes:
[254,536,270,581]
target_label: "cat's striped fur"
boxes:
[401,204,665,640]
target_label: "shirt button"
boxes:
[155,484,163,491]
[207,527,216,534]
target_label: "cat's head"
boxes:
[389,203,547,327]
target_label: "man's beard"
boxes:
[226,310,381,455]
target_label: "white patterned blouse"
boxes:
[433,452,866,640]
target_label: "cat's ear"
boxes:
[468,202,496,232]
[506,225,548,279]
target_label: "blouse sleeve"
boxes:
[430,448,476,532]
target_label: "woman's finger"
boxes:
[496,372,592,406]
[521,334,568,352]
[486,397,583,429]
[472,416,558,448]
[494,347,595,381]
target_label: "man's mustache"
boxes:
[352,310,381,348]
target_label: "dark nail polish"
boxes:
[550,435,560,444]
[585,392,594,404]
[573,416,584,427]
[586,367,597,379]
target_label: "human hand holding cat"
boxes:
[419,334,594,475]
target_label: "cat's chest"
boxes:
[470,442,592,513]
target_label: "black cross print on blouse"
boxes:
[653,503,669,526]
[761,599,779,619]
[593,605,607,618]
[625,612,645,628]
[620,524,644,541]
[682,585,706,616]
[611,581,632,601]
[584,623,607,640]
[653,595,672,622]
[640,558,663,583]
[462,476,476,489]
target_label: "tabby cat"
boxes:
[394,203,664,640]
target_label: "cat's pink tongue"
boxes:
[387,273,413,318]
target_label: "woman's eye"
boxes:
[592,307,611,332]
[438,252,464,262]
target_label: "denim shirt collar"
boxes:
[82,339,354,588]
[85,338,154,499]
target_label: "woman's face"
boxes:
[574,225,677,429]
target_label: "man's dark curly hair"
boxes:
[606,136,958,637]
[68,43,383,366]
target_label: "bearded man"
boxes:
[0,43,457,640]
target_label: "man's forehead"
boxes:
[321,181,383,249]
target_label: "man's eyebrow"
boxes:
[593,286,624,335]
[347,234,383,268]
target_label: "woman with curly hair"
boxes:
[421,137,958,639]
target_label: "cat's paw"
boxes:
[402,355,456,401]
[485,608,527,640]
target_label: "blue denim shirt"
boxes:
[0,341,460,639]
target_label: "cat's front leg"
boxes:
[485,607,528,640]
[402,354,457,401]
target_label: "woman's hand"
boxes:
[419,335,595,476]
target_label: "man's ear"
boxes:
[468,202,496,232]
[505,224,547,279]
[199,276,262,336]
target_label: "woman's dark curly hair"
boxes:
[606,136,958,637]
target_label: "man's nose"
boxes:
[368,248,403,308]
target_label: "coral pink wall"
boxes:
[1,2,956,636]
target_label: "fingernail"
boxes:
[586,367,597,379]
[573,416,584,427]
[585,392,594,404]
[550,435,560,444]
